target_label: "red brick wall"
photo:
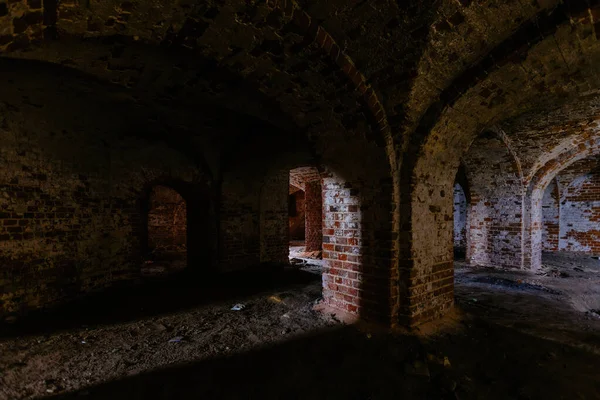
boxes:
[147,186,187,260]
[321,175,362,316]
[304,180,322,252]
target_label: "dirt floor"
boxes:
[1,252,599,399]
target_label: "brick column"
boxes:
[304,179,323,252]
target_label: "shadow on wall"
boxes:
[288,187,306,241]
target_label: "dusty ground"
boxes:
[455,252,600,353]
[0,252,599,399]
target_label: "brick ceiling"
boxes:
[2,0,600,180]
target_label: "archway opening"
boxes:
[288,167,323,262]
[143,185,188,276]
[453,182,468,262]
[289,184,306,248]
[541,179,560,254]
[538,159,600,258]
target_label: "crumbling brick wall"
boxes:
[542,179,560,251]
[321,174,362,315]
[0,102,204,318]
[464,133,525,268]
[559,171,600,254]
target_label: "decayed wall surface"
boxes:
[147,186,187,260]
[464,133,524,268]
[542,180,560,252]
[453,183,467,251]
[321,174,363,316]
[4,0,600,328]
[559,171,600,254]
[0,98,204,318]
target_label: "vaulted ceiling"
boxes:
[2,0,600,179]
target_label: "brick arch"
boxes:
[2,4,399,277]
[138,177,215,274]
[0,0,394,158]
[253,151,396,323]
[263,1,395,163]
[402,0,599,168]
[397,0,600,325]
[463,130,525,268]
[524,136,600,269]
[263,1,400,272]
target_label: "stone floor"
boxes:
[0,252,599,399]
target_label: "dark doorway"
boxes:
[143,185,187,275]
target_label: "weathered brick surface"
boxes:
[304,179,322,252]
[287,166,322,248]
[3,0,600,328]
[399,1,600,325]
[289,168,321,192]
[321,175,364,317]
[559,171,600,253]
[524,137,600,269]
[147,186,187,260]
[542,179,560,252]
[464,132,525,268]
[0,93,206,317]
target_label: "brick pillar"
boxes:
[304,180,323,252]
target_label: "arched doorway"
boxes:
[288,166,323,260]
[453,182,468,261]
[142,185,188,275]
